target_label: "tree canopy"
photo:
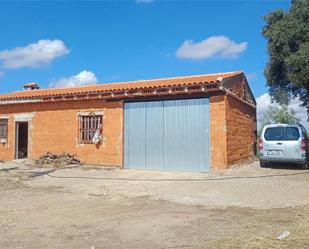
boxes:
[262,0,309,114]
[258,105,300,135]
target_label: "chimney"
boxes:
[23,82,40,91]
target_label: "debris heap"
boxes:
[34,152,81,168]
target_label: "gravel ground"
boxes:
[0,160,309,249]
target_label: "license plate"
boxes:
[267,151,280,156]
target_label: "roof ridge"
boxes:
[0,71,244,100]
[121,70,243,84]
[33,70,243,92]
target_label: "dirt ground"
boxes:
[0,160,309,249]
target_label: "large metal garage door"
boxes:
[124,98,210,172]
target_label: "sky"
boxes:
[0,0,307,128]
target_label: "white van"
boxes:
[259,124,309,169]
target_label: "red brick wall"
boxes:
[210,94,228,169]
[0,94,256,170]
[225,94,256,165]
[210,94,256,169]
[0,100,123,166]
[0,114,12,161]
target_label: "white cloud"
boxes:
[136,0,155,3]
[50,70,98,88]
[0,71,4,78]
[0,39,69,69]
[176,35,247,60]
[256,93,309,130]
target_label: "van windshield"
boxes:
[264,127,300,141]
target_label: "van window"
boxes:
[264,127,285,141]
[264,127,300,141]
[286,127,300,140]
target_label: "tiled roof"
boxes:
[0,71,243,100]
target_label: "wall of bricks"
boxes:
[210,94,256,169]
[225,94,256,165]
[0,100,123,166]
[0,114,12,161]
[0,93,256,170]
[210,94,228,169]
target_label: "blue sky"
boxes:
[0,0,290,97]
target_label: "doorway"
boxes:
[124,98,210,172]
[15,122,28,159]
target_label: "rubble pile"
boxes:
[34,152,81,168]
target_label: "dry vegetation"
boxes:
[0,161,308,249]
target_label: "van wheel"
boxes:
[260,160,267,168]
[301,161,309,170]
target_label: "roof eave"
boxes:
[0,82,222,105]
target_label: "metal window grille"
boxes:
[79,115,102,144]
[0,119,8,139]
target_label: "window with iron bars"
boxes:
[0,119,8,141]
[78,115,102,144]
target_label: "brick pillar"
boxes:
[210,95,228,170]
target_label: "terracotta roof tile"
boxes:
[0,71,243,100]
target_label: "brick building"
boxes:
[0,71,256,172]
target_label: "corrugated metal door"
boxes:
[124,98,210,172]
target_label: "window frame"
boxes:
[264,127,285,141]
[0,119,8,143]
[264,126,301,141]
[78,114,103,144]
[285,127,300,141]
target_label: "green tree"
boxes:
[262,0,309,114]
[258,105,300,135]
